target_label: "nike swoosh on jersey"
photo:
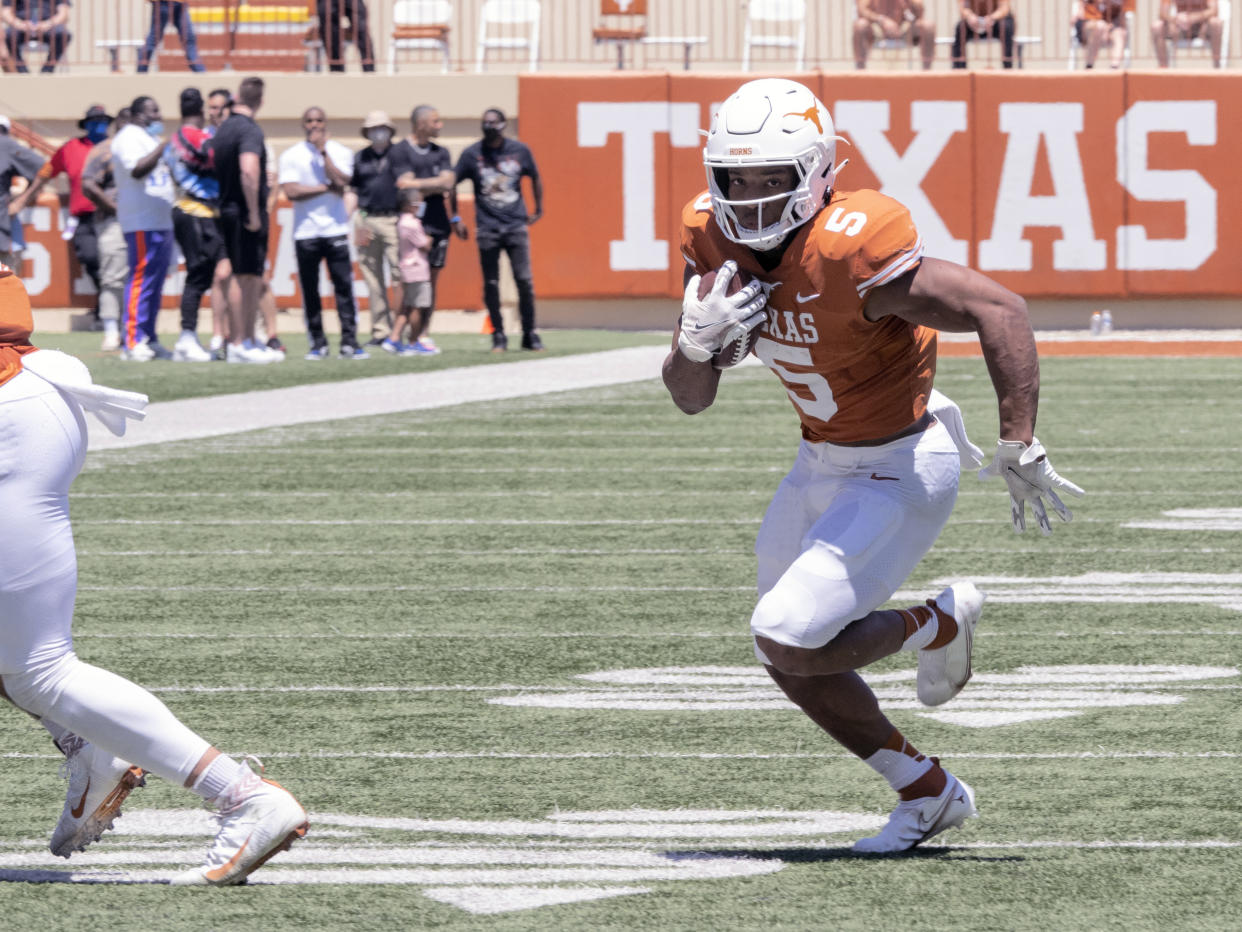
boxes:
[70,779,91,819]
[795,291,821,303]
[870,473,899,481]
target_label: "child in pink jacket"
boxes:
[385,187,436,356]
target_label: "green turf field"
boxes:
[1,353,1239,930]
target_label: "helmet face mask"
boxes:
[704,79,838,252]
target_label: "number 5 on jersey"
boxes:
[754,336,838,422]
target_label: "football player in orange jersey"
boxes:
[0,265,307,883]
[663,79,1084,853]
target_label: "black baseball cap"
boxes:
[78,104,113,128]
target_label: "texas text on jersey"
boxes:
[680,186,933,445]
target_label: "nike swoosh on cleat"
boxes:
[870,473,899,481]
[205,837,251,883]
[70,779,91,819]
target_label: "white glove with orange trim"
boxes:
[677,260,768,363]
[978,438,1085,535]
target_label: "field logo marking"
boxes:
[492,664,1239,728]
[0,807,888,913]
[1123,508,1242,532]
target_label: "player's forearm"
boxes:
[974,295,1039,445]
[662,347,720,414]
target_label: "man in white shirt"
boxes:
[277,107,360,360]
[111,95,176,361]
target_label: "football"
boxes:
[696,267,764,370]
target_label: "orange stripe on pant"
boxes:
[125,230,147,350]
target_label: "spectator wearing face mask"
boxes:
[349,110,414,348]
[10,105,110,331]
[110,95,176,361]
[78,107,132,351]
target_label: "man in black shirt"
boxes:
[392,104,467,354]
[350,110,414,345]
[210,76,276,364]
[454,108,544,352]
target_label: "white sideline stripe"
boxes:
[67,630,1242,639]
[68,489,1242,501]
[77,517,1124,526]
[74,547,1235,558]
[87,345,671,451]
[5,750,1239,763]
[78,584,758,593]
[78,548,751,557]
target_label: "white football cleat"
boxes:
[917,581,986,707]
[50,734,146,858]
[852,773,977,854]
[170,766,308,886]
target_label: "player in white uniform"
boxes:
[0,267,306,884]
[664,80,1084,852]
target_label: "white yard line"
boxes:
[88,345,672,451]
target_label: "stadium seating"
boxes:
[475,0,540,72]
[388,0,453,72]
[1166,0,1231,68]
[742,0,805,71]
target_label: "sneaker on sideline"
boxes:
[174,332,213,362]
[226,342,275,365]
[410,338,441,356]
[121,341,155,362]
[851,773,977,854]
[100,330,121,352]
[265,336,287,362]
[304,344,330,361]
[50,734,146,859]
[170,765,308,886]
[917,582,985,707]
[491,333,508,353]
[521,332,545,352]
[340,345,370,360]
[381,339,406,355]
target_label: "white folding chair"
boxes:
[742,0,806,72]
[1168,0,1231,67]
[476,0,541,72]
[389,0,452,73]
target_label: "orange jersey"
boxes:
[680,189,935,445]
[1083,0,1133,23]
[0,264,36,388]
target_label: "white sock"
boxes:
[102,319,118,335]
[191,754,250,804]
[864,743,934,793]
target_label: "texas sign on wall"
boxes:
[519,72,1242,299]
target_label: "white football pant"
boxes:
[751,415,961,663]
[0,370,210,784]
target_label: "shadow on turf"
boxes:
[666,847,1025,865]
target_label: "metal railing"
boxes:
[10,0,1238,74]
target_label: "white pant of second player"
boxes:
[751,415,961,663]
[0,370,210,785]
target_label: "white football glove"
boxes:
[978,438,1085,535]
[677,260,768,363]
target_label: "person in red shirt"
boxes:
[11,104,114,329]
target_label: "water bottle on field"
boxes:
[1100,310,1113,334]
[1090,312,1103,336]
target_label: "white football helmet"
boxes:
[703,79,839,252]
